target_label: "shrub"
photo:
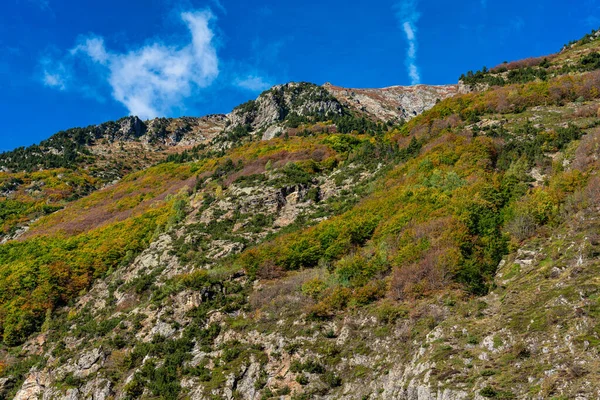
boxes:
[352,281,386,306]
[376,302,409,324]
[222,346,242,362]
[579,52,600,71]
[295,374,309,385]
[61,373,82,388]
[188,365,212,382]
[278,162,314,186]
[179,270,213,290]
[301,278,328,300]
[512,341,531,359]
[505,212,538,241]
[290,359,325,374]
[323,134,363,152]
[322,371,342,388]
[256,260,286,280]
[276,386,291,396]
[389,246,452,300]
[480,386,498,398]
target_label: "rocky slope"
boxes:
[0,82,456,242]
[324,83,459,122]
[0,82,453,175]
[2,29,600,400]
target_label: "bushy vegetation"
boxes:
[0,168,99,235]
[2,31,600,399]
[423,69,600,127]
[0,116,147,172]
[579,52,600,71]
[165,144,217,164]
[459,30,600,91]
[563,28,600,49]
[0,136,88,172]
[460,62,550,88]
[234,69,595,313]
[0,205,171,345]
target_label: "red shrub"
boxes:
[491,54,557,72]
[585,176,600,206]
[572,104,599,118]
[256,260,286,280]
[573,128,600,171]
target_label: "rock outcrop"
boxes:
[226,82,345,135]
[324,83,459,122]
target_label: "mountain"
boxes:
[1,29,600,400]
[0,82,455,243]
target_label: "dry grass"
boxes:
[22,164,196,238]
[249,269,322,317]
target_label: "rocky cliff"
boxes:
[324,83,459,122]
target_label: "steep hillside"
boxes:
[1,30,600,400]
[0,82,453,244]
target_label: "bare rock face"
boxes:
[261,125,284,141]
[224,81,460,144]
[0,377,15,399]
[74,348,106,378]
[227,82,344,135]
[324,83,459,122]
[98,116,147,141]
[84,379,113,400]
[93,115,228,146]
[234,359,263,400]
[13,371,50,400]
[76,114,228,147]
[143,115,228,146]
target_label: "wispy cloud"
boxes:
[27,0,51,11]
[510,16,524,32]
[584,15,600,28]
[394,0,421,85]
[40,57,68,90]
[234,75,272,92]
[47,10,219,119]
[256,6,273,17]
[71,36,109,64]
[39,7,279,117]
[210,0,226,14]
[42,71,66,90]
[228,37,285,92]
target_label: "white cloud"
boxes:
[210,0,227,14]
[395,0,421,85]
[40,8,282,116]
[109,10,218,118]
[40,57,68,90]
[234,75,272,92]
[71,36,109,64]
[49,10,219,119]
[43,71,66,90]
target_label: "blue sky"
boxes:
[1,0,599,151]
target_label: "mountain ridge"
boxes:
[1,28,600,400]
[0,81,457,243]
[1,81,457,169]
